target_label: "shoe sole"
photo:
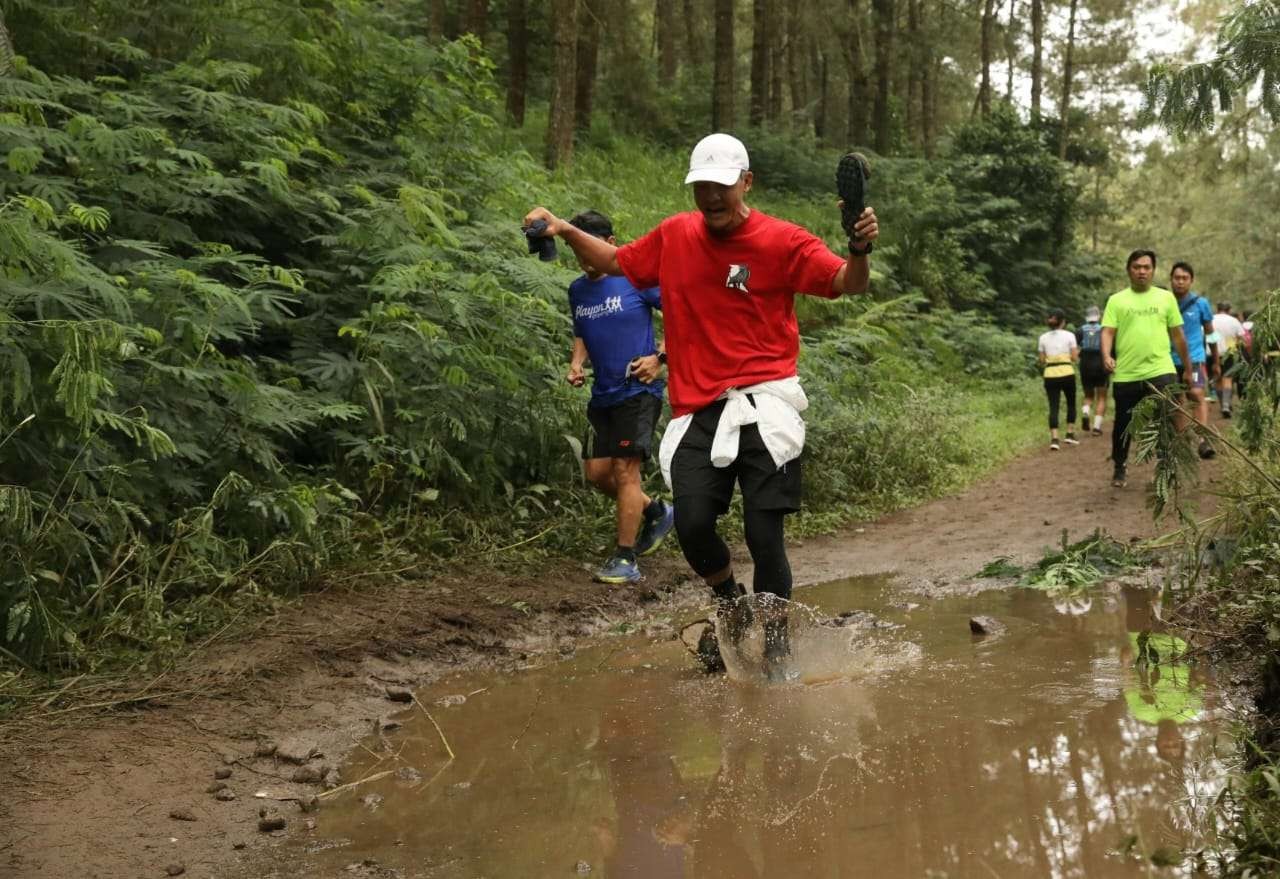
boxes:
[836,152,871,237]
[594,572,641,584]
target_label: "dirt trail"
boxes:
[0,431,1221,879]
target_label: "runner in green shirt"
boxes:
[1101,250,1191,487]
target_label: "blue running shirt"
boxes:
[569,275,664,408]
[1172,292,1214,365]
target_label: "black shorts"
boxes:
[669,397,802,514]
[585,393,662,460]
[1080,353,1109,390]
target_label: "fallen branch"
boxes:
[510,687,543,751]
[315,769,395,800]
[412,694,456,761]
[34,690,189,718]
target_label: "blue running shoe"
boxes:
[594,554,641,584]
[635,499,675,557]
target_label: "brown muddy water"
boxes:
[268,576,1239,878]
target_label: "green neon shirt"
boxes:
[1123,632,1203,725]
[1101,287,1182,383]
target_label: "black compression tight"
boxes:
[674,497,794,600]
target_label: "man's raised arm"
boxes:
[524,207,622,276]
[830,207,879,296]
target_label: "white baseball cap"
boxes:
[684,133,750,186]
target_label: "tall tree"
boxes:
[683,0,705,63]
[506,0,529,124]
[786,0,808,128]
[546,0,578,168]
[1058,0,1079,160]
[1030,0,1044,118]
[768,0,784,120]
[1004,0,1017,101]
[713,0,736,129]
[840,0,871,146]
[872,0,894,152]
[978,0,996,116]
[464,0,490,39]
[426,0,445,39]
[906,0,922,147]
[656,0,678,85]
[814,45,830,140]
[750,0,771,125]
[575,0,600,133]
[922,51,936,156]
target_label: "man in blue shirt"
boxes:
[1169,261,1219,459]
[567,211,675,584]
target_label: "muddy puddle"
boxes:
[269,577,1238,878]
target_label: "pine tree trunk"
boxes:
[657,0,678,85]
[1058,0,1078,160]
[750,0,770,125]
[1005,0,1017,101]
[786,0,807,127]
[905,0,921,148]
[0,9,13,77]
[426,0,445,39]
[575,0,600,134]
[842,0,870,147]
[713,0,736,130]
[1030,0,1043,119]
[872,0,894,153]
[506,0,529,124]
[814,45,829,140]
[464,0,490,39]
[768,0,784,121]
[684,0,703,62]
[546,0,578,169]
[978,0,995,116]
[921,49,935,156]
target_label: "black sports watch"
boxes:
[657,351,668,365]
[849,239,874,256]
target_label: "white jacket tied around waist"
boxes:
[659,377,809,490]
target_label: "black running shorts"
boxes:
[669,397,802,514]
[1080,353,1109,390]
[585,392,662,460]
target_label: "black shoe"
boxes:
[836,152,872,241]
[679,620,725,673]
[1198,439,1216,460]
[718,596,754,648]
[1111,466,1127,488]
[1081,416,1089,433]
[1222,409,1232,419]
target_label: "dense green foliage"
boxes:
[0,0,1099,674]
[1146,0,1280,136]
[1138,291,1280,875]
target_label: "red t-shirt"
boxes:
[616,209,846,416]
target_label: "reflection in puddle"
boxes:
[270,577,1238,878]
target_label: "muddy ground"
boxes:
[0,431,1222,879]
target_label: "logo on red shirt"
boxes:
[725,264,751,292]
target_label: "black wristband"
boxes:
[657,351,668,365]
[848,240,873,256]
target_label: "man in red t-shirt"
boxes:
[524,133,879,673]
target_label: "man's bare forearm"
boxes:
[559,224,622,276]
[833,255,870,296]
